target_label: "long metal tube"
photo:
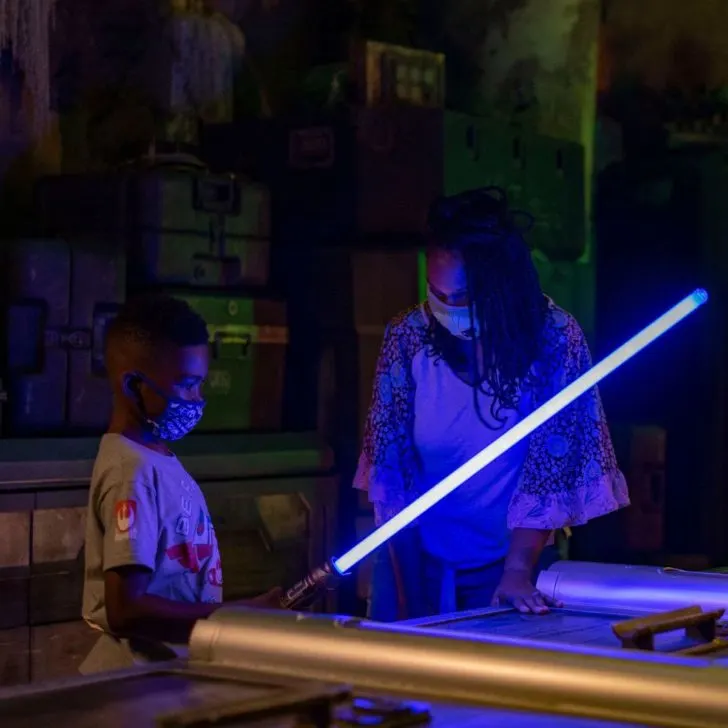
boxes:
[190,608,728,728]
[536,561,728,616]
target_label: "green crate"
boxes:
[523,134,586,262]
[443,113,586,262]
[533,254,595,339]
[176,294,288,432]
[443,113,523,197]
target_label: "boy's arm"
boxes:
[98,472,278,644]
[104,568,281,644]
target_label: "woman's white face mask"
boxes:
[427,286,480,340]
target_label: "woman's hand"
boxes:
[491,569,562,614]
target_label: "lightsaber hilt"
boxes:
[280,559,342,610]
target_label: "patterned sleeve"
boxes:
[353,319,417,526]
[508,309,630,530]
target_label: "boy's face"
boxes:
[135,343,210,419]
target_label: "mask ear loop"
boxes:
[125,372,156,430]
[122,372,141,399]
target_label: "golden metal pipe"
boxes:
[190,608,728,728]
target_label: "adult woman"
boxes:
[354,188,629,621]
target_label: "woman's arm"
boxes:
[504,527,552,573]
[510,310,629,531]
[353,314,422,620]
[501,309,629,613]
[493,528,560,614]
[353,322,417,507]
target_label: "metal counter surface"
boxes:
[0,432,333,498]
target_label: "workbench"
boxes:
[5,560,728,727]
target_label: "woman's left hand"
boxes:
[491,569,563,614]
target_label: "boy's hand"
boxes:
[231,587,284,611]
[250,586,285,609]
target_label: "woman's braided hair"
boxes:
[425,187,553,428]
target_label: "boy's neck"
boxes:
[108,414,171,456]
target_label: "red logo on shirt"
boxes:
[165,542,213,573]
[196,508,206,536]
[208,559,223,587]
[115,500,137,533]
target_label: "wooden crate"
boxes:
[0,512,31,568]
[29,560,84,625]
[0,627,30,687]
[0,568,29,629]
[314,248,421,445]
[30,507,86,624]
[201,474,339,609]
[350,40,446,109]
[313,248,421,331]
[0,512,31,631]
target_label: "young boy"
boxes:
[80,294,281,674]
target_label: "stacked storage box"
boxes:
[35,159,287,433]
[203,103,592,358]
[312,247,421,446]
[1,238,125,436]
[36,164,271,291]
[442,113,592,334]
[442,113,587,261]
[203,112,587,260]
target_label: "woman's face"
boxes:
[426,248,469,307]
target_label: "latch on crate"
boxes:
[208,326,253,360]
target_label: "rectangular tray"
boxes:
[402,606,728,656]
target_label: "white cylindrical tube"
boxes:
[537,561,728,617]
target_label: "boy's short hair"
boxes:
[105,294,209,363]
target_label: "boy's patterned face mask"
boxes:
[134,374,206,441]
[147,395,205,441]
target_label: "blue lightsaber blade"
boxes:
[280,289,708,609]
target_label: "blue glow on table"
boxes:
[333,289,709,575]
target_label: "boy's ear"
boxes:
[122,372,142,398]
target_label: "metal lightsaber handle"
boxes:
[280,559,341,610]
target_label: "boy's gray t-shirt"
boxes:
[80,434,223,673]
